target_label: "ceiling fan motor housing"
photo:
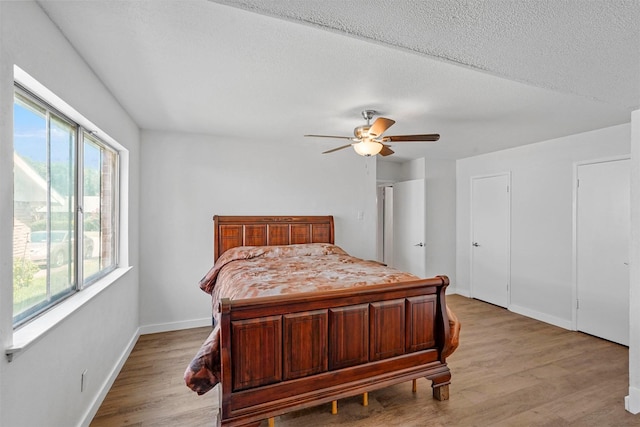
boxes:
[354,125,371,139]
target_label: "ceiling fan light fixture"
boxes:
[305,109,440,157]
[353,139,383,156]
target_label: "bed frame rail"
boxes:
[217,276,452,427]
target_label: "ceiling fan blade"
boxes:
[368,117,395,137]
[322,143,353,154]
[382,134,440,142]
[379,145,394,156]
[305,134,354,140]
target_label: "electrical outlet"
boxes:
[81,369,88,392]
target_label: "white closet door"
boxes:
[392,179,426,277]
[471,173,511,308]
[576,158,630,345]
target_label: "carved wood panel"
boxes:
[369,299,406,361]
[244,224,267,247]
[268,224,290,246]
[328,304,369,370]
[311,223,332,243]
[219,225,243,256]
[405,295,437,352]
[231,316,282,391]
[290,224,311,244]
[283,310,328,380]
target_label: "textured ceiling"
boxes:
[36,0,639,161]
[214,0,640,109]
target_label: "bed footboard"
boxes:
[217,276,452,427]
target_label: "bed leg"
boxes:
[363,392,368,406]
[331,400,338,414]
[412,379,417,393]
[433,384,449,401]
[268,417,275,427]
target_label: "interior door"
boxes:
[471,173,510,308]
[392,179,426,277]
[576,158,630,345]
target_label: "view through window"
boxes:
[13,87,118,327]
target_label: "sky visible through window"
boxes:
[14,101,100,171]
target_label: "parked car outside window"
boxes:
[28,230,94,267]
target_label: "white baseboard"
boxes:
[78,318,212,426]
[626,387,640,414]
[80,327,141,427]
[509,304,573,330]
[451,288,471,298]
[441,292,572,330]
[139,317,212,335]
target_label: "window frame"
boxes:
[13,83,120,328]
[79,129,120,289]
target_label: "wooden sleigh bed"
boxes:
[185,215,460,427]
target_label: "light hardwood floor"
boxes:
[91,295,638,426]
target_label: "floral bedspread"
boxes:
[185,243,424,395]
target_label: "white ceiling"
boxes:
[37,0,639,161]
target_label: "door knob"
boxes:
[414,242,424,247]
[472,242,480,247]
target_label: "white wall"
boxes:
[0,2,140,426]
[138,130,378,330]
[424,159,457,285]
[457,123,630,326]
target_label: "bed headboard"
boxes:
[213,215,335,261]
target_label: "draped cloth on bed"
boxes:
[184,243,460,395]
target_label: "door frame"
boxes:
[377,184,394,265]
[469,172,512,307]
[572,155,630,331]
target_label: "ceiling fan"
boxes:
[304,110,440,157]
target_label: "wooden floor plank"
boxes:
[91,295,638,426]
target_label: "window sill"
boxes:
[5,266,132,362]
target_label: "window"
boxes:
[13,85,119,327]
